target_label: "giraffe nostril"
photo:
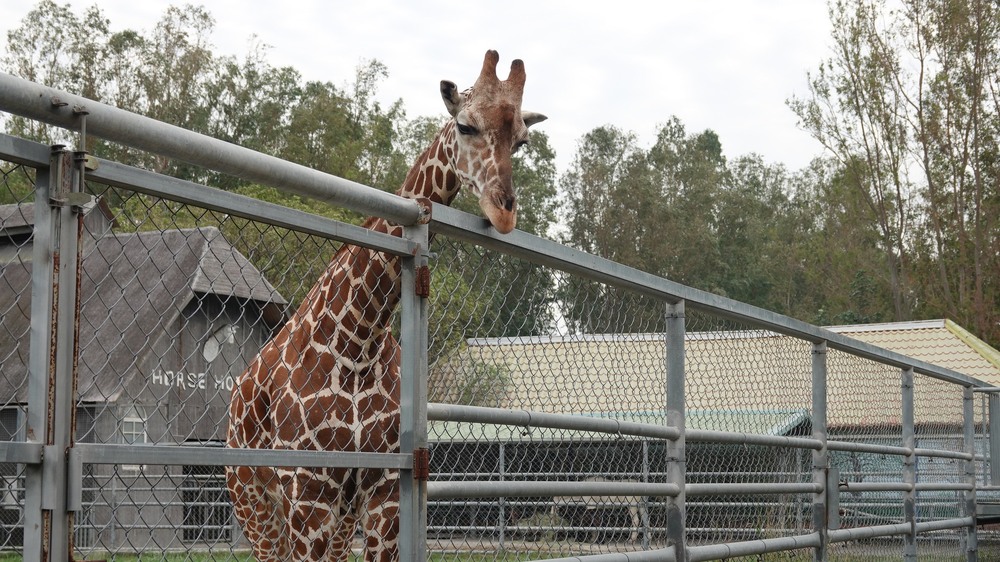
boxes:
[503,197,515,212]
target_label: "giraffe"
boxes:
[225,50,546,561]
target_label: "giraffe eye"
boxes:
[456,122,478,136]
[513,140,529,153]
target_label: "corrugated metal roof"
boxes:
[829,319,1000,380]
[445,321,1000,429]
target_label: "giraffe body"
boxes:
[226,51,545,561]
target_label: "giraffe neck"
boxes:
[287,122,461,367]
[397,121,462,205]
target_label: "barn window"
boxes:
[182,459,232,543]
[121,406,148,445]
[120,406,147,472]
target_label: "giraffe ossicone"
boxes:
[226,50,546,561]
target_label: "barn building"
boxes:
[0,201,287,550]
[427,320,1000,544]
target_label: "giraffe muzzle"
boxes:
[480,190,517,234]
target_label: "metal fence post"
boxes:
[23,148,59,562]
[901,368,916,561]
[665,300,687,561]
[499,442,506,549]
[963,386,977,562]
[990,394,1000,486]
[399,223,430,562]
[23,145,86,562]
[811,341,828,562]
[642,439,651,549]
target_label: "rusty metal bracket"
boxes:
[413,448,430,480]
[50,192,96,212]
[415,265,431,298]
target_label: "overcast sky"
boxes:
[3,1,834,173]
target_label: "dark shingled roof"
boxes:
[0,203,33,231]
[0,204,286,403]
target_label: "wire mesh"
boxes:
[0,160,34,551]
[63,181,409,558]
[425,231,984,560]
[683,313,814,548]
[74,185,306,445]
[912,373,972,559]
[426,242,819,558]
[427,237,671,557]
[75,463,235,554]
[825,349,906,560]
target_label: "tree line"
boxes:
[2,0,998,348]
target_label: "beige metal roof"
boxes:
[831,319,1000,381]
[436,320,1000,429]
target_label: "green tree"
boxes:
[785,158,894,325]
[647,120,727,290]
[558,125,663,333]
[279,61,410,193]
[715,155,791,309]
[102,4,220,179]
[2,0,112,143]
[905,0,1000,345]
[836,269,885,324]
[789,0,916,322]
[559,120,735,334]
[207,41,302,180]
[348,60,410,191]
[790,0,1000,345]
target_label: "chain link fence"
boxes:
[3,75,1000,561]
[68,185,307,556]
[0,161,33,552]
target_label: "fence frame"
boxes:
[1,72,995,561]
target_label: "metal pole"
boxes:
[664,300,687,561]
[0,73,424,226]
[990,394,1000,486]
[398,224,430,562]
[22,148,61,562]
[499,442,506,549]
[27,145,86,562]
[428,481,681,500]
[811,341,828,562]
[642,439,651,549]
[963,386,977,562]
[901,368,916,561]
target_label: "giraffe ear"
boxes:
[440,80,463,117]
[522,111,547,128]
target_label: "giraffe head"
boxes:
[440,50,547,234]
